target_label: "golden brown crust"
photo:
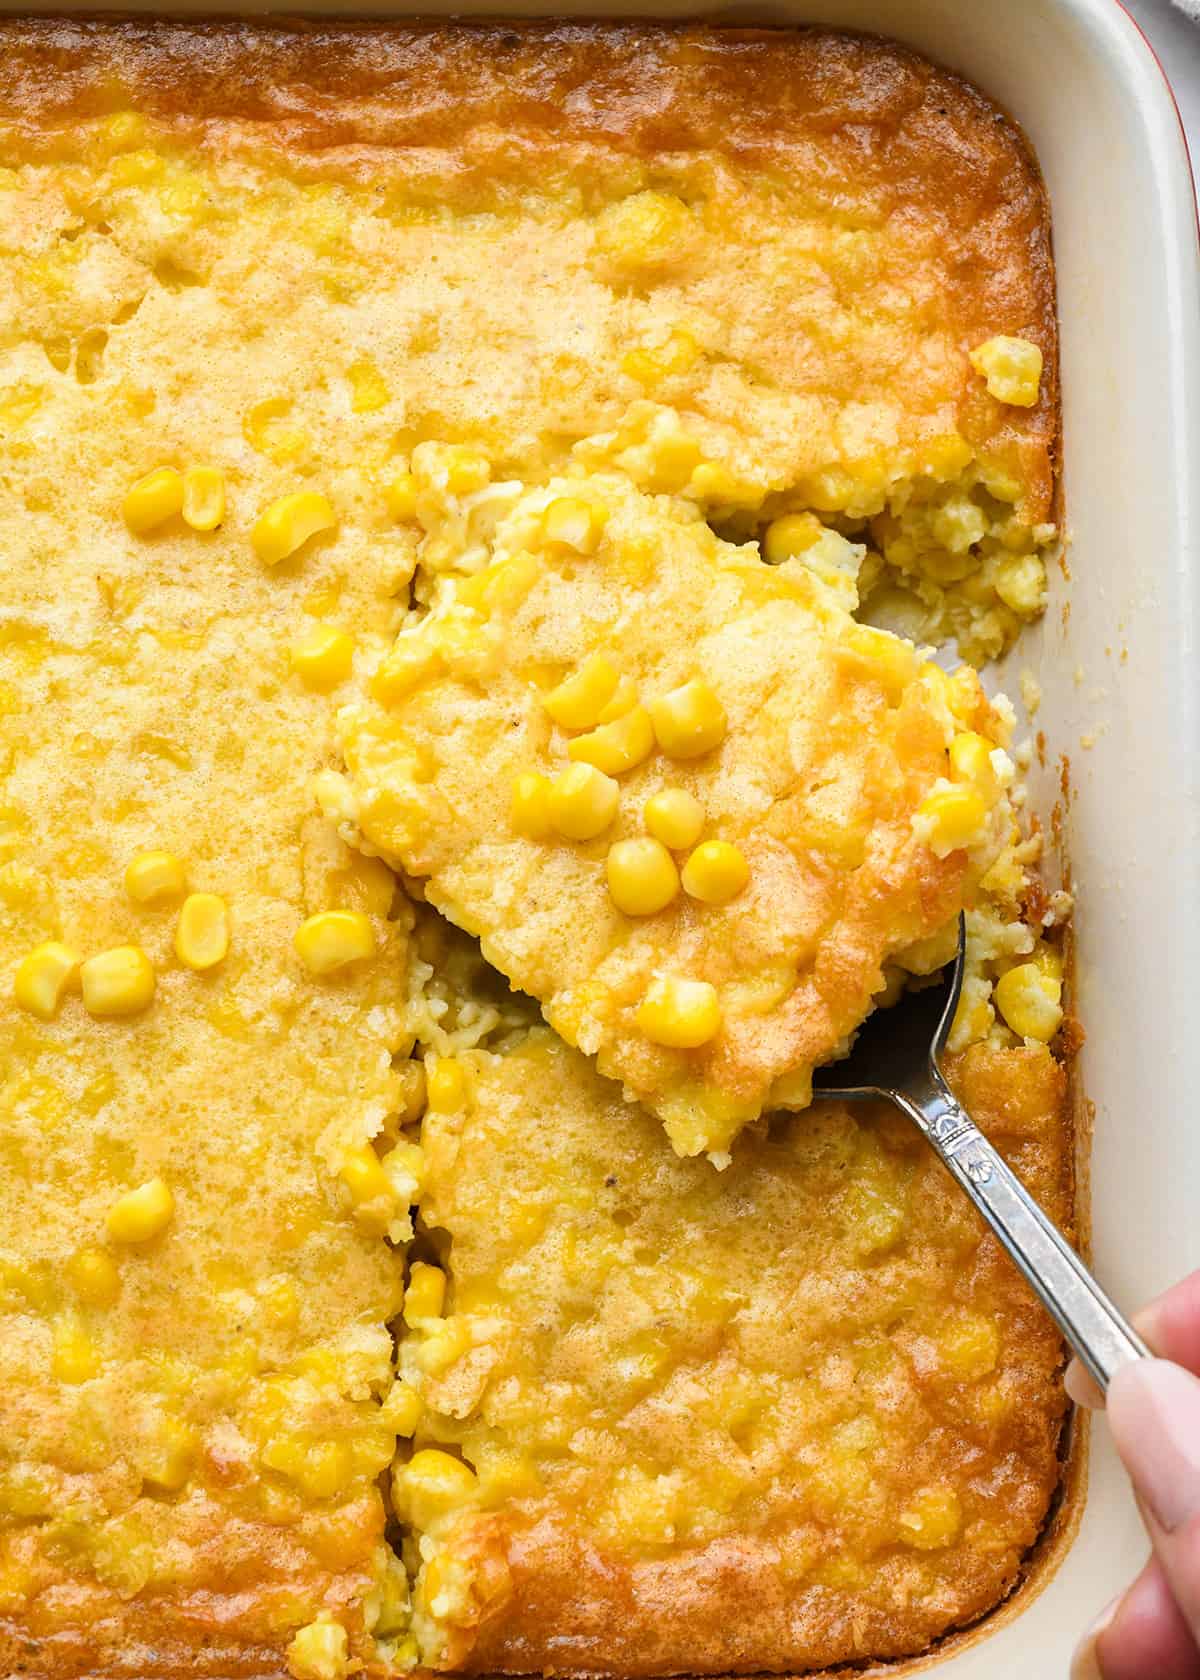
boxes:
[407,1036,1069,1677]
[0,17,1057,522]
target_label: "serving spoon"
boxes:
[812,916,1149,1392]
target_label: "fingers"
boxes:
[1066,1276,1200,1675]
[1138,1272,1200,1374]
[1066,1269,1200,1410]
[1065,1359,1104,1410]
[1072,1557,1200,1680]
[1107,1360,1200,1637]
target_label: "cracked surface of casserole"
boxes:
[0,18,1068,1680]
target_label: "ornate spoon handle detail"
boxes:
[899,1076,1150,1392]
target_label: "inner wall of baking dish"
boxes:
[12,0,1199,1673]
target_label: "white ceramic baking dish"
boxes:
[12,0,1199,1670]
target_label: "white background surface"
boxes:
[1127,0,1200,176]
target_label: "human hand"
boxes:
[1070,1270,1200,1679]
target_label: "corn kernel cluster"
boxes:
[12,849,237,1021]
[507,637,749,1051]
[14,849,385,1027]
[123,463,226,534]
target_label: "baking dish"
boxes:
[4,0,1197,1673]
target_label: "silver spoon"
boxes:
[812,916,1149,1392]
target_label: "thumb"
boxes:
[1108,1359,1200,1637]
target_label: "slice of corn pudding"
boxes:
[393,1030,1070,1674]
[327,473,1020,1160]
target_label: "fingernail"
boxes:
[1108,1359,1200,1531]
[1065,1357,1105,1409]
[1070,1594,1119,1679]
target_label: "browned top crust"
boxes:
[0,16,1057,524]
[412,1038,1070,1678]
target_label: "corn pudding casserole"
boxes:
[0,19,1069,1679]
[326,472,1019,1160]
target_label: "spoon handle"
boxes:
[899,1078,1149,1392]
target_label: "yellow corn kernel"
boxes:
[968,335,1043,407]
[80,945,156,1017]
[52,1318,98,1385]
[762,512,822,564]
[681,840,749,906]
[542,497,609,555]
[14,940,80,1020]
[948,730,1000,801]
[567,705,655,776]
[174,892,229,971]
[338,1145,394,1210]
[635,975,722,1049]
[181,465,225,532]
[443,447,491,497]
[393,1448,479,1530]
[917,662,981,725]
[621,328,699,386]
[404,1261,447,1325]
[419,1551,457,1615]
[593,190,694,269]
[842,624,918,701]
[427,1058,466,1112]
[995,552,1047,617]
[122,466,184,534]
[251,492,336,566]
[369,637,440,705]
[416,1315,472,1375]
[287,1615,350,1680]
[644,788,705,851]
[347,357,390,413]
[915,785,989,856]
[597,675,639,723]
[511,771,553,840]
[459,550,539,617]
[548,763,620,841]
[689,463,761,507]
[290,623,355,691]
[542,655,620,731]
[385,470,419,521]
[106,1177,175,1244]
[1031,942,1064,984]
[994,962,1063,1042]
[141,1419,196,1493]
[382,1379,423,1437]
[606,837,680,916]
[295,911,375,976]
[898,1486,962,1550]
[645,430,701,492]
[648,679,727,760]
[67,1245,120,1307]
[124,849,187,906]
